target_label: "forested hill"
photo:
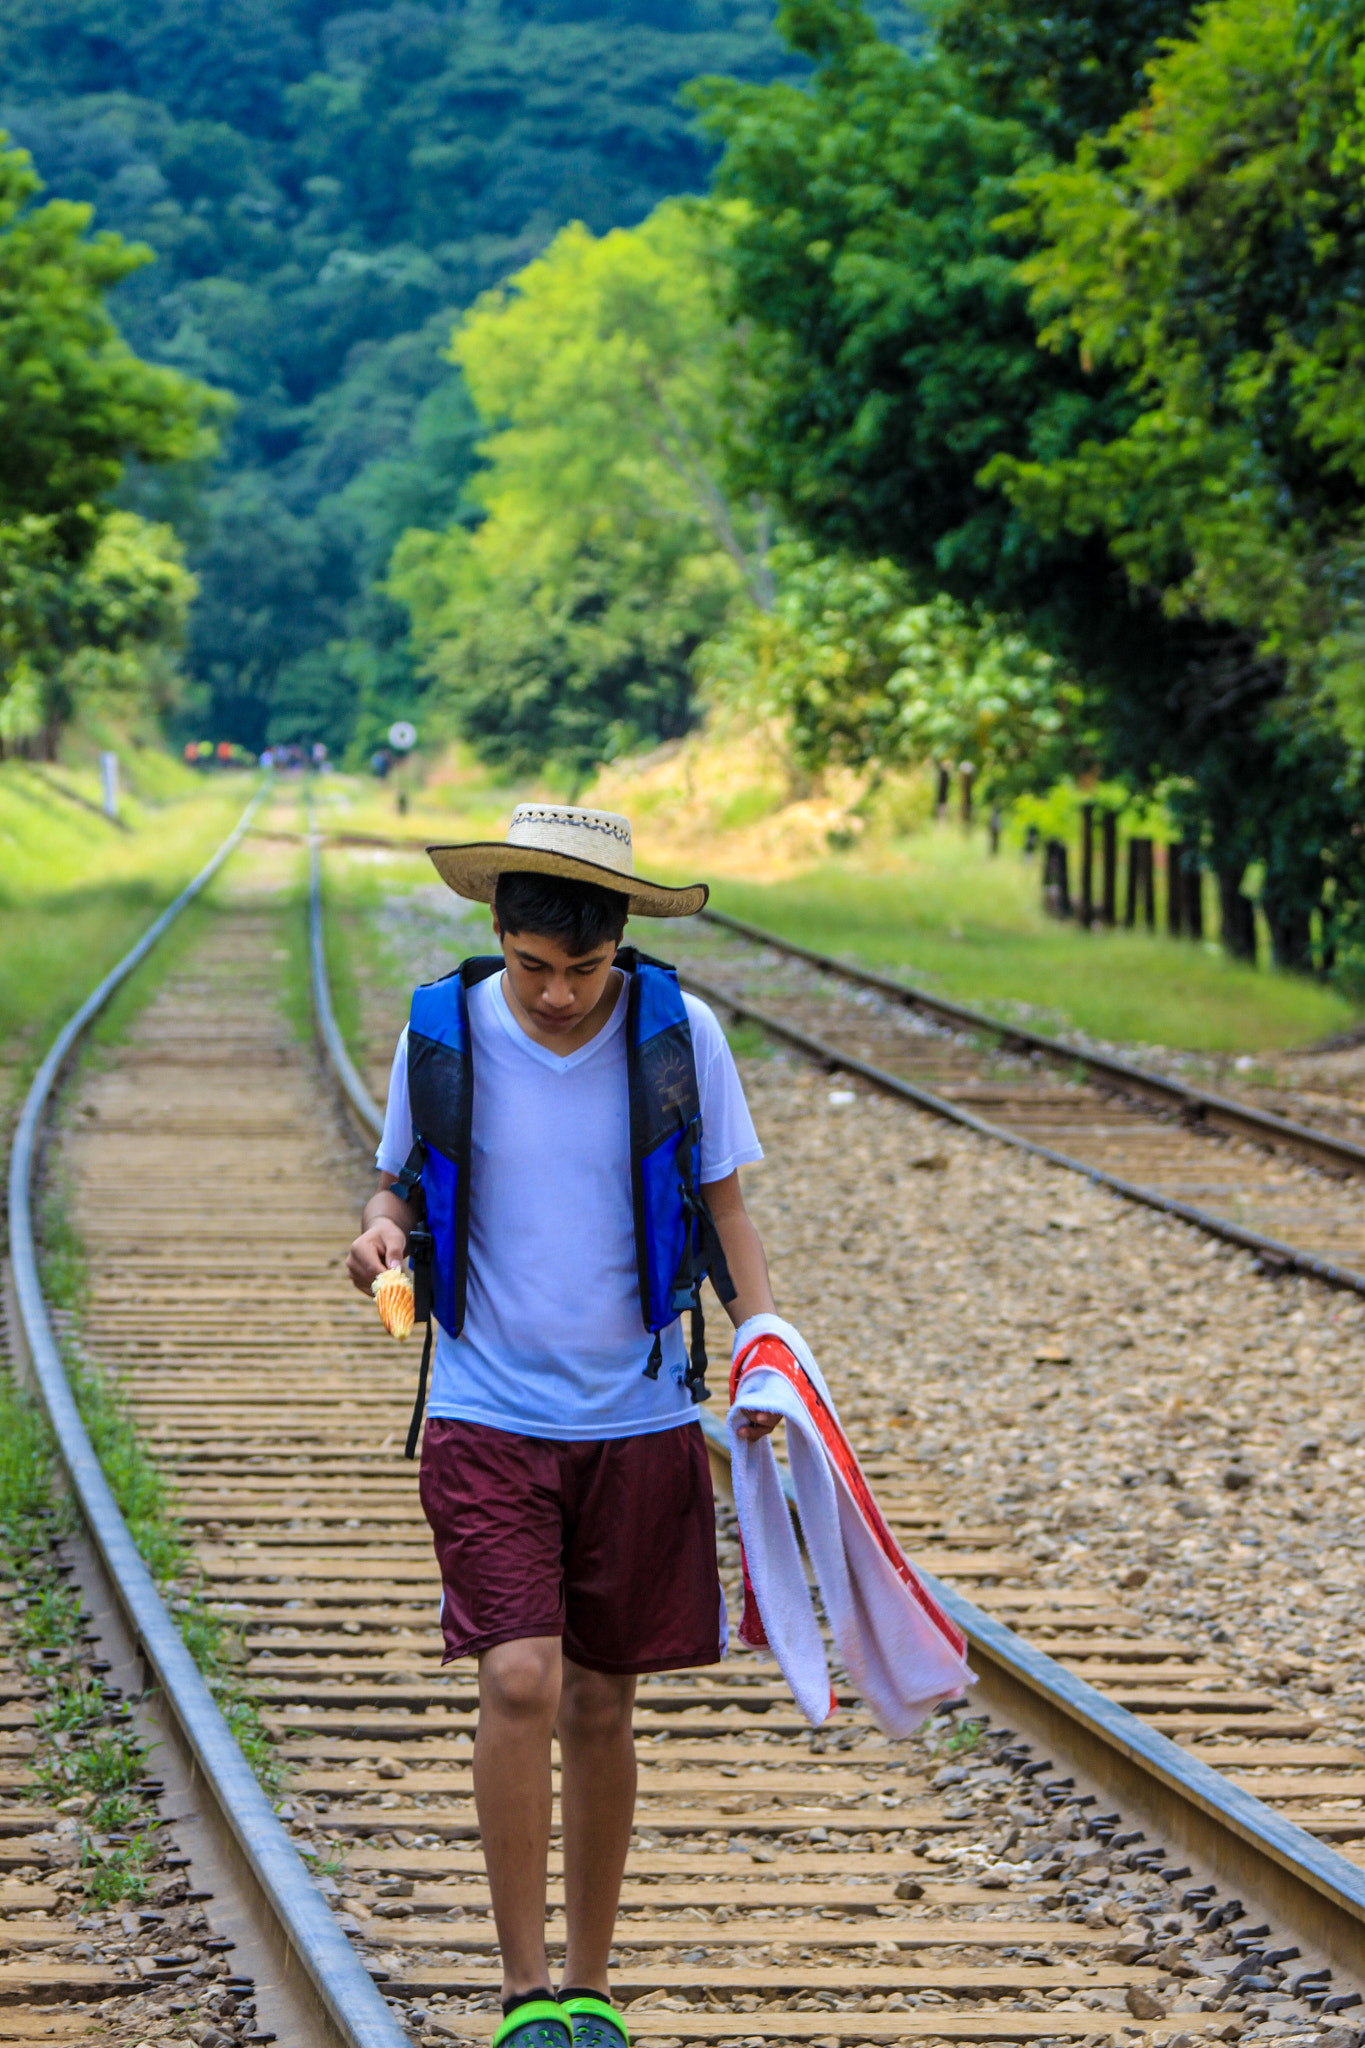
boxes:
[0,0,911,753]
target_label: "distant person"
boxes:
[346,805,780,2048]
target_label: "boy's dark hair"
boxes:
[495,870,629,954]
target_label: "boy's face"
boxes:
[492,916,621,1039]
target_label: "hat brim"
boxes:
[426,843,708,920]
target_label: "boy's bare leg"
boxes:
[476,1637,563,2001]
[556,1659,638,1997]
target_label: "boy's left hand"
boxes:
[735,1409,780,1442]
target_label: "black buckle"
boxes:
[408,1223,434,1324]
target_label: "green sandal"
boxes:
[562,1994,629,2048]
[493,2000,574,2048]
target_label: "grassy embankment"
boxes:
[311,735,1358,1055]
[0,753,282,1901]
[0,759,258,1114]
[590,736,1360,1056]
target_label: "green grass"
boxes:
[35,1173,283,1798]
[699,830,1359,1053]
[0,1364,163,1903]
[296,765,1362,1053]
[0,763,256,1096]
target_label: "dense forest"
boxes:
[12,0,1365,982]
[0,0,911,755]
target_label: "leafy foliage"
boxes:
[0,134,214,752]
[693,0,1365,971]
[699,545,1076,794]
[0,511,197,753]
[994,0,1365,720]
[0,135,218,558]
[453,201,770,607]
[394,198,755,773]
[0,0,845,748]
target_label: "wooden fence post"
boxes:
[1218,872,1257,963]
[935,763,951,819]
[1167,842,1183,937]
[1142,840,1156,930]
[1079,804,1094,929]
[1183,843,1204,939]
[1101,811,1117,927]
[959,762,975,825]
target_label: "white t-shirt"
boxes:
[376,969,763,1441]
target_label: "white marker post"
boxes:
[99,750,119,821]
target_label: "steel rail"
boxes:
[680,964,1365,1299]
[284,836,1365,1174]
[309,825,386,1138]
[699,904,1365,1178]
[693,1420,1365,1980]
[308,842,1365,1982]
[8,783,410,2048]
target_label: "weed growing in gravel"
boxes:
[724,1020,774,1061]
[87,1787,144,1833]
[939,1718,986,1758]
[34,1675,109,1738]
[10,1576,84,1652]
[33,1191,88,1319]
[37,1166,285,1800]
[0,1367,166,1903]
[303,1841,348,1878]
[81,1830,158,1906]
[70,1729,148,1795]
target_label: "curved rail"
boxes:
[700,906,1365,1177]
[8,784,410,2048]
[679,965,1365,1298]
[310,825,385,1136]
[308,837,1365,1981]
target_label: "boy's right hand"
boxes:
[347,1219,408,1294]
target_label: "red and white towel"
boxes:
[726,1314,976,1736]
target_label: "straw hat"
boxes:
[427,804,707,919]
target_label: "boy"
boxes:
[346,804,780,2048]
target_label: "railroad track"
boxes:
[11,798,1365,2048]
[308,830,1365,2021]
[658,909,1365,1296]
[4,790,409,2048]
[296,822,1365,1285]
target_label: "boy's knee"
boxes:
[558,1665,635,1745]
[479,1637,561,1721]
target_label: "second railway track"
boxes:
[665,911,1365,1295]
[20,802,1365,2047]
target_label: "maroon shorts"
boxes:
[418,1417,724,1674]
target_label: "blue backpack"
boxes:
[390,948,735,1456]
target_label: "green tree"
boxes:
[693,0,1365,970]
[0,0,839,744]
[452,199,770,608]
[393,199,760,774]
[991,0,1365,722]
[0,512,198,756]
[699,545,1076,794]
[0,137,218,561]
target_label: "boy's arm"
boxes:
[346,1172,419,1294]
[704,1170,779,1442]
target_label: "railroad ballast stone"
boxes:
[734,1053,1365,1743]
[351,877,1365,2048]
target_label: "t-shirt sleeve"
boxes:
[376,1026,414,1175]
[685,993,764,1184]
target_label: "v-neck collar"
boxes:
[487,970,628,1072]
